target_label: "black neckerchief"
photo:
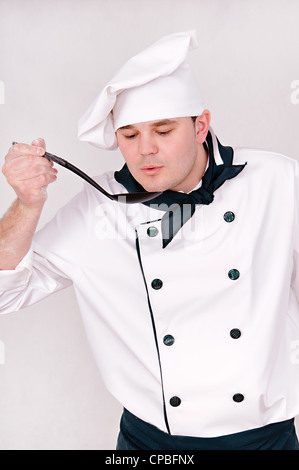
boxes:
[115,131,247,248]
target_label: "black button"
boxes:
[233,393,244,403]
[147,226,159,238]
[170,396,181,407]
[230,329,241,339]
[228,269,240,280]
[151,279,163,290]
[163,335,175,346]
[224,211,235,223]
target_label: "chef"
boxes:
[0,30,299,450]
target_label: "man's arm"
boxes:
[0,139,58,270]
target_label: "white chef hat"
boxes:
[77,29,205,150]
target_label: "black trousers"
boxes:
[116,409,299,450]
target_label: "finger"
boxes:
[31,138,46,150]
[9,142,45,159]
[4,154,53,173]
[13,171,58,190]
[13,165,58,182]
[33,171,58,187]
[5,166,58,188]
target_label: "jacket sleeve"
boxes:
[0,248,72,314]
[0,184,91,315]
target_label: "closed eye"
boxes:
[157,130,172,136]
[124,134,137,139]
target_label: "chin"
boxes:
[143,182,169,193]
[136,177,163,193]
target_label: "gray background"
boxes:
[0,0,298,450]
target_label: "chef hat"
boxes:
[77,30,205,150]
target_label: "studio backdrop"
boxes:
[0,0,298,450]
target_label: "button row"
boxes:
[150,211,240,412]
[163,330,241,346]
[151,269,240,292]
[146,211,236,239]
[166,325,242,408]
[169,393,245,407]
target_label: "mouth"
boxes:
[141,165,163,175]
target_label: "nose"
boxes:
[138,133,158,156]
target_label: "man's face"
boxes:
[116,116,209,193]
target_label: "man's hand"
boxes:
[0,138,58,270]
[2,138,58,208]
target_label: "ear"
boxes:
[195,110,211,144]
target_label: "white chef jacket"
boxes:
[0,146,299,438]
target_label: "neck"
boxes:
[195,143,209,189]
[171,143,208,193]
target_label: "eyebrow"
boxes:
[118,119,179,130]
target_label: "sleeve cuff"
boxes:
[0,250,33,291]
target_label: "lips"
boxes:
[141,165,163,175]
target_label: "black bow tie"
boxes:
[115,131,247,248]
